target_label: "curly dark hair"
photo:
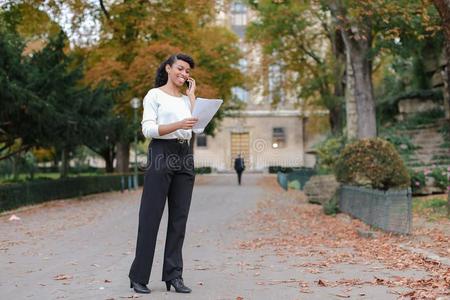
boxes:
[154,53,195,88]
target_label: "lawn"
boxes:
[413,194,449,221]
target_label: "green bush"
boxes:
[287,180,301,190]
[380,129,418,157]
[429,167,449,190]
[334,138,410,190]
[315,135,347,174]
[269,166,295,173]
[409,169,426,194]
[323,193,340,216]
[195,167,212,174]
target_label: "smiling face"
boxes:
[166,59,191,87]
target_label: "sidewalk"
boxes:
[0,174,448,299]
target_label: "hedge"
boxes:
[0,167,214,212]
[0,173,145,213]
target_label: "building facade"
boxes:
[193,1,316,172]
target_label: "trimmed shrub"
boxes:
[334,138,410,190]
[269,166,295,173]
[195,167,212,174]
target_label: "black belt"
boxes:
[155,138,190,144]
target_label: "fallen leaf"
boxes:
[53,274,72,281]
[119,295,141,299]
[317,279,327,287]
[8,215,20,221]
[300,288,313,293]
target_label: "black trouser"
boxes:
[129,139,195,284]
[237,170,243,185]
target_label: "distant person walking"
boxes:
[234,154,245,185]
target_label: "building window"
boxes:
[272,127,286,148]
[196,133,207,147]
[238,58,248,73]
[232,86,249,102]
[231,2,247,26]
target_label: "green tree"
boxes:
[27,31,119,177]
[326,0,441,138]
[84,0,242,168]
[246,1,345,134]
[0,24,44,160]
[432,0,450,119]
[0,5,120,176]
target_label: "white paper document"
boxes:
[191,98,223,133]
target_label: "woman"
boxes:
[128,53,200,294]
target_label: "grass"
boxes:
[413,194,449,221]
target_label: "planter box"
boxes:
[277,168,316,191]
[339,185,412,234]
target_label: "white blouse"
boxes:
[141,88,202,140]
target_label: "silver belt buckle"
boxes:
[177,139,186,144]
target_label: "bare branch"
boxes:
[0,145,31,161]
[99,0,110,19]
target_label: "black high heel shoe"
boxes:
[165,277,192,293]
[130,279,151,294]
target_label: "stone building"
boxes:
[193,1,322,172]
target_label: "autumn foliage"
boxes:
[334,138,410,190]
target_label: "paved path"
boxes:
[0,175,434,300]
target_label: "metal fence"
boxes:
[338,185,412,234]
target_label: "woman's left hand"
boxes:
[186,77,196,100]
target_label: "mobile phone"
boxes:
[186,78,192,90]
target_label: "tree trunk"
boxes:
[60,148,69,178]
[345,50,358,139]
[329,1,377,139]
[341,27,376,138]
[101,145,115,173]
[12,154,19,180]
[116,141,130,173]
[443,65,450,119]
[433,0,450,119]
[329,106,342,135]
[351,47,377,138]
[330,28,346,135]
[105,155,114,173]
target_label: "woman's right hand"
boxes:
[178,117,198,129]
